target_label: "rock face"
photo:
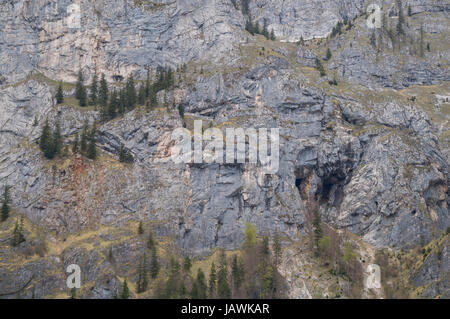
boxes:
[0,0,448,298]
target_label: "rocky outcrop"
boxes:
[0,0,448,298]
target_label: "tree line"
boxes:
[114,223,286,299]
[39,119,97,160]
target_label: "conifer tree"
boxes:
[86,123,97,160]
[40,119,54,159]
[261,236,270,261]
[241,0,250,15]
[183,256,192,273]
[52,120,62,157]
[72,133,79,154]
[136,254,148,293]
[121,279,130,299]
[108,90,118,119]
[191,268,207,299]
[11,216,25,247]
[315,58,326,77]
[56,82,64,104]
[138,221,144,235]
[108,247,114,262]
[370,32,377,48]
[208,262,217,298]
[396,0,405,35]
[145,69,151,98]
[78,85,87,107]
[80,123,88,154]
[75,69,84,100]
[138,84,146,105]
[147,229,155,250]
[217,250,231,298]
[1,186,11,222]
[150,247,159,279]
[273,233,282,266]
[89,73,98,106]
[231,255,242,292]
[326,47,332,60]
[270,29,276,41]
[99,73,109,108]
[118,89,126,114]
[126,75,137,109]
[313,210,322,257]
[262,20,269,39]
[419,25,425,57]
[178,104,185,119]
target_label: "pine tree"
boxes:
[108,90,118,119]
[241,0,250,15]
[56,82,64,104]
[80,123,88,154]
[150,248,159,279]
[370,32,377,48]
[273,233,282,266]
[145,69,151,98]
[99,74,108,108]
[1,186,11,222]
[254,21,260,35]
[245,18,254,35]
[178,104,185,119]
[183,256,192,273]
[120,279,130,299]
[72,133,79,154]
[136,254,148,293]
[208,262,217,298]
[231,255,241,291]
[138,221,144,235]
[326,48,332,60]
[126,75,137,109]
[261,236,270,261]
[75,69,84,100]
[78,85,87,107]
[396,0,404,35]
[138,84,146,105]
[11,216,25,247]
[108,247,114,262]
[89,73,98,106]
[262,19,269,39]
[419,25,425,57]
[86,122,97,160]
[217,250,231,298]
[40,119,54,159]
[52,120,62,157]
[191,268,207,299]
[313,210,322,257]
[118,89,126,114]
[315,58,326,77]
[261,265,274,298]
[270,29,276,41]
[147,229,155,250]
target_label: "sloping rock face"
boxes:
[0,0,448,298]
